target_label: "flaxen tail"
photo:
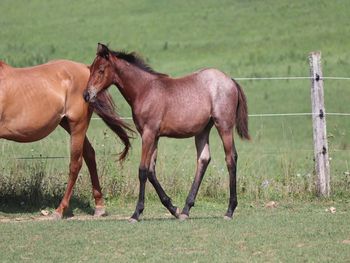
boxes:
[90,90,134,162]
[232,79,250,140]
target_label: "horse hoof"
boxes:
[50,211,63,220]
[223,215,233,221]
[179,214,189,221]
[128,217,139,224]
[174,207,181,218]
[94,207,107,217]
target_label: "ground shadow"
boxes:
[140,215,224,222]
[0,194,94,216]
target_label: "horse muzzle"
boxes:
[83,90,90,102]
[83,87,98,103]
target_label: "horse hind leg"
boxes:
[52,128,85,219]
[216,125,238,220]
[59,119,106,217]
[129,130,155,222]
[180,123,213,220]
[83,138,106,217]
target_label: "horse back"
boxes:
[146,69,220,136]
[154,68,238,137]
[161,68,236,106]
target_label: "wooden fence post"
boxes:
[309,51,330,197]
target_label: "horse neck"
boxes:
[113,60,157,107]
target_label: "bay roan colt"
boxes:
[0,59,132,219]
[84,43,250,222]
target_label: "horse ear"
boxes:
[97,43,109,59]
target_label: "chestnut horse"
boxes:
[84,43,250,222]
[0,59,132,219]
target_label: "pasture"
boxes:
[1,201,350,262]
[0,0,350,261]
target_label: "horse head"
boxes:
[84,43,116,102]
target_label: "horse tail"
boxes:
[90,91,134,162]
[232,79,250,140]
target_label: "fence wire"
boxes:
[90,112,350,121]
[2,75,349,160]
[234,76,350,81]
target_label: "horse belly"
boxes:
[160,106,211,138]
[0,95,64,142]
[0,116,62,142]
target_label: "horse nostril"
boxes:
[83,90,90,102]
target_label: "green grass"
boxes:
[1,201,350,262]
[2,1,350,261]
[0,0,350,216]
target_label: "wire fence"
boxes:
[2,75,349,160]
[91,112,350,121]
[234,76,350,81]
[88,75,350,120]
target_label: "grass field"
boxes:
[0,0,349,203]
[1,201,350,262]
[0,1,350,261]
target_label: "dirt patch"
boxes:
[0,214,130,223]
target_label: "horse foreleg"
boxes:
[53,123,86,219]
[129,130,178,222]
[180,128,211,220]
[147,145,179,218]
[129,130,154,222]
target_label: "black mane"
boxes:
[110,50,168,77]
